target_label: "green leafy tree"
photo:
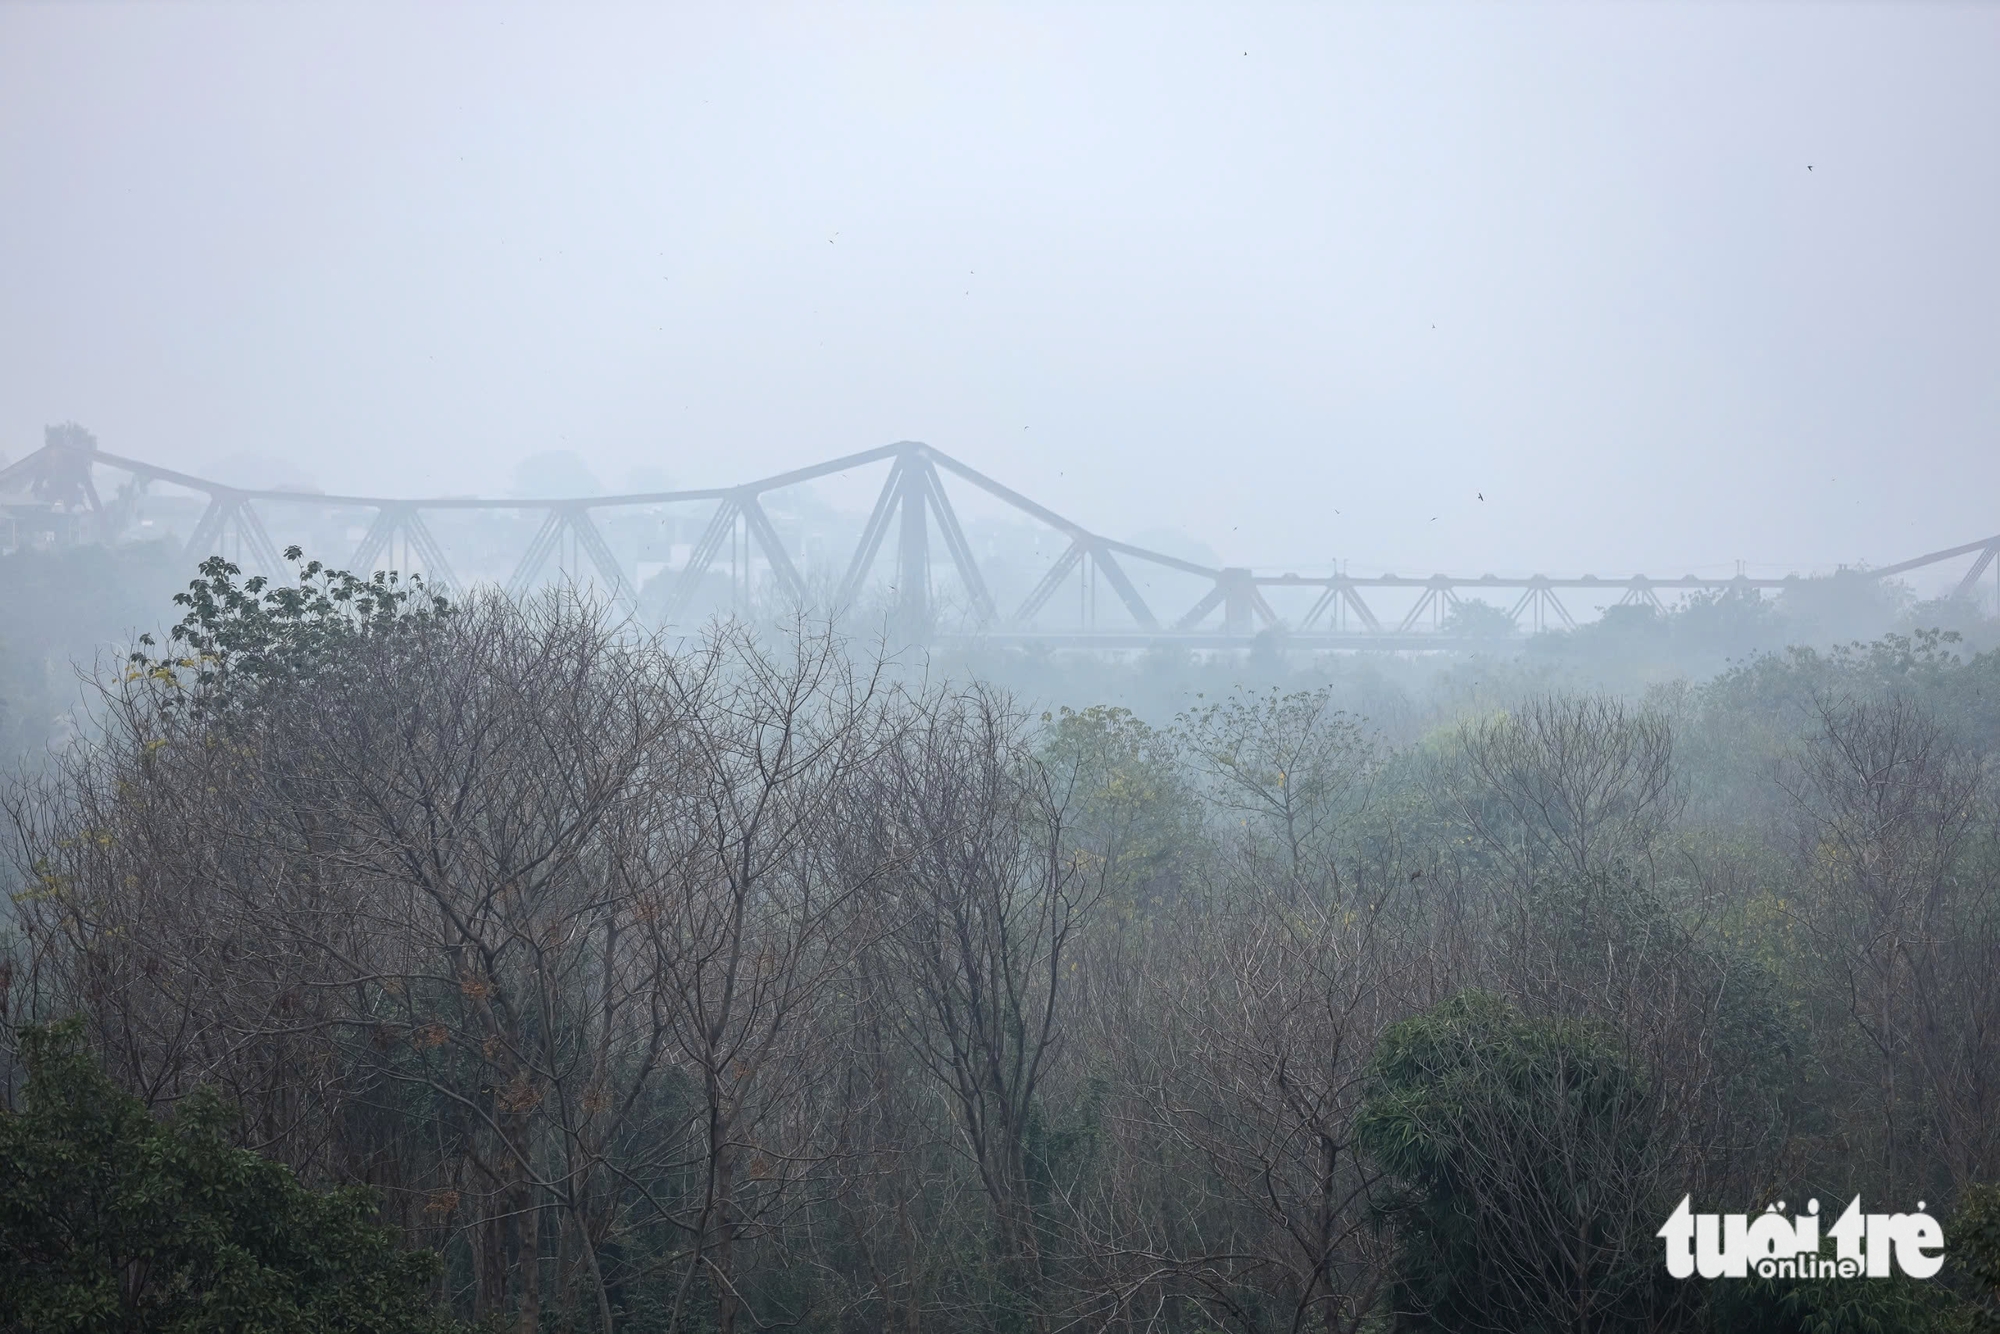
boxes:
[1176,685,1376,884]
[1440,598,1518,639]
[1037,704,1195,913]
[1955,1182,2000,1332]
[0,1021,464,1334]
[1706,1267,1964,1334]
[127,548,449,720]
[1356,991,1675,1333]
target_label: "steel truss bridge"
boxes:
[1,438,1991,650]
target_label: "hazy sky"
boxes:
[4,3,1996,583]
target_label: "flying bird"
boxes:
[1478,491,1484,501]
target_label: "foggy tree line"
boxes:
[5,558,2000,1332]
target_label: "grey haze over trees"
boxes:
[0,494,1990,773]
[6,552,2000,1330]
[4,2,2000,1327]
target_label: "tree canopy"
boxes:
[0,1021,462,1334]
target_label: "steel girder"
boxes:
[184,492,285,573]
[1297,579,1385,634]
[351,504,461,589]
[831,449,998,627]
[6,438,1999,648]
[1954,544,2000,600]
[503,504,635,611]
[1015,541,1085,624]
[1506,578,1577,633]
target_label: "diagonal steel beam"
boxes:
[0,444,59,493]
[1087,546,1159,630]
[1396,590,1433,634]
[1397,584,1454,633]
[184,494,235,562]
[350,505,402,573]
[1013,541,1084,625]
[352,503,458,588]
[564,505,638,611]
[836,459,907,608]
[1297,578,1382,633]
[1340,582,1383,633]
[399,509,460,591]
[1618,576,1664,610]
[1870,535,2000,580]
[1299,585,1340,631]
[920,461,997,625]
[1507,582,1535,626]
[924,448,1219,578]
[1953,544,1998,599]
[1172,581,1229,632]
[661,498,739,623]
[230,500,285,574]
[1506,578,1576,632]
[738,493,806,606]
[505,510,566,601]
[185,491,283,574]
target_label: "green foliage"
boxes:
[0,1020,463,1334]
[1024,1075,1106,1213]
[1776,569,1918,647]
[1357,991,1669,1333]
[126,548,450,719]
[1175,684,1375,878]
[1037,704,1194,909]
[1675,583,1783,647]
[1440,598,1517,639]
[1508,576,1944,683]
[1707,1267,1967,1334]
[1956,1183,2000,1331]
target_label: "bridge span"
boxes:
[1,438,1990,649]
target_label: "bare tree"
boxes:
[1433,694,1682,886]
[1782,690,1995,1195]
[846,685,1094,1334]
[639,622,885,1334]
[5,591,898,1332]
[1177,687,1376,888]
[1068,687,1403,1334]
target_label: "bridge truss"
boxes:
[1,438,1992,649]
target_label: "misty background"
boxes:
[3,2,1997,585]
[17,11,2000,1333]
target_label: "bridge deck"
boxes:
[1,439,1988,643]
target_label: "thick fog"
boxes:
[22,14,2000,1333]
[3,3,1997,580]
